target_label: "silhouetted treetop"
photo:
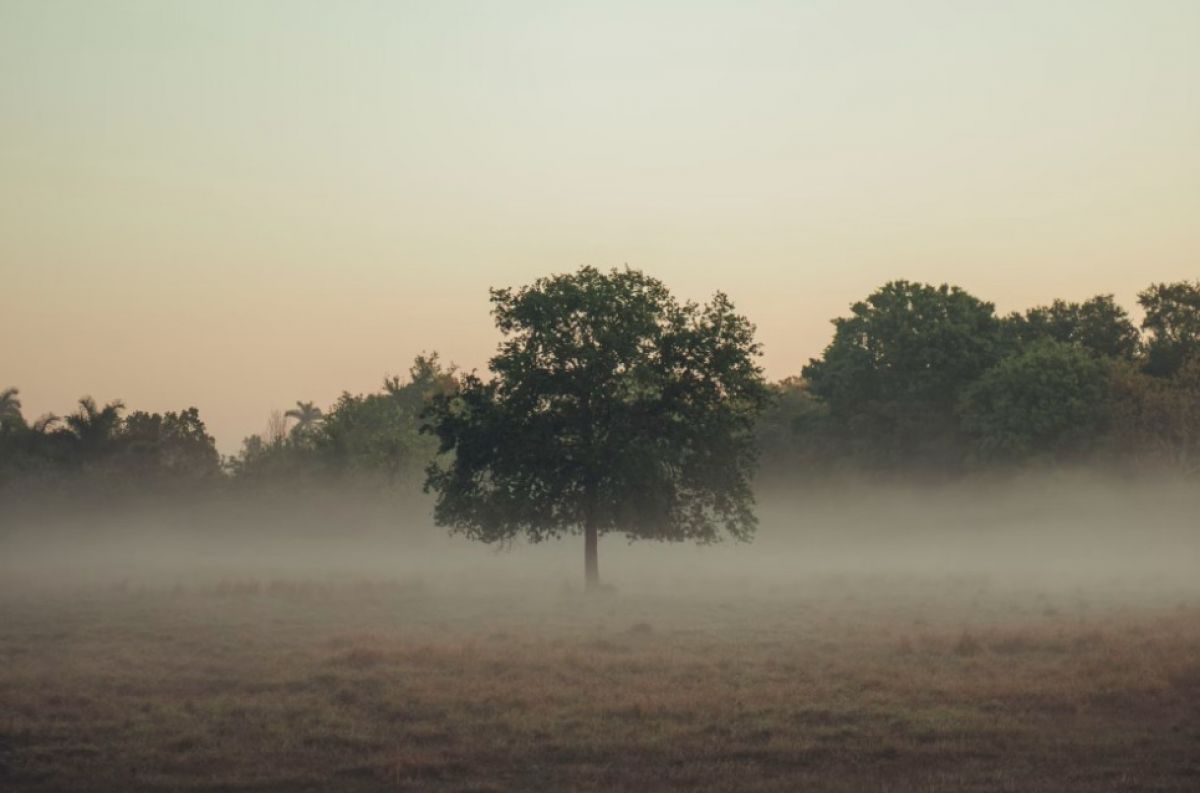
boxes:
[423,266,770,587]
[1139,280,1200,376]
[1005,294,1140,360]
[801,280,1003,467]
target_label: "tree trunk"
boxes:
[584,514,599,591]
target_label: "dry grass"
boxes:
[1,576,1198,792]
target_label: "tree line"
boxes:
[2,274,1199,506]
[762,279,1200,476]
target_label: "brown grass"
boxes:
[1,577,1198,791]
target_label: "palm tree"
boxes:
[66,396,125,455]
[31,413,61,433]
[284,401,323,435]
[0,387,22,429]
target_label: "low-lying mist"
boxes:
[5,470,1199,793]
[4,469,1196,600]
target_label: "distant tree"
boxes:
[0,387,23,430]
[1004,295,1140,360]
[120,408,221,481]
[1139,281,1200,376]
[284,401,324,437]
[65,397,125,459]
[382,353,457,412]
[265,410,289,446]
[31,414,60,433]
[316,354,456,482]
[802,281,1003,468]
[230,419,311,485]
[959,340,1112,463]
[1109,357,1200,474]
[0,388,26,486]
[227,433,273,481]
[423,267,769,590]
[224,355,456,486]
[2,396,122,489]
[753,377,833,476]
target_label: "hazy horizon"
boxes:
[3,0,1198,451]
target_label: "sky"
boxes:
[2,0,1198,451]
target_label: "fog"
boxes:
[5,471,1199,793]
[4,470,1196,600]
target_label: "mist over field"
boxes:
[4,473,1200,793]
[6,271,1200,792]
[4,472,1199,594]
[5,0,1200,789]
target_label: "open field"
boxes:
[2,571,1199,793]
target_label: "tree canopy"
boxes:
[6,275,1200,534]
[1139,281,1200,376]
[960,340,1112,463]
[801,280,1004,468]
[0,396,220,494]
[1004,295,1140,360]
[422,266,770,588]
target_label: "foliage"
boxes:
[1109,356,1200,474]
[753,377,833,474]
[66,397,126,460]
[284,401,323,439]
[119,408,222,481]
[1003,294,1140,360]
[315,354,456,481]
[0,387,23,431]
[227,354,456,486]
[0,394,220,494]
[801,280,1003,468]
[1138,281,1200,377]
[6,274,1200,508]
[423,266,770,584]
[959,340,1113,463]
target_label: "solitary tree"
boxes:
[423,266,769,589]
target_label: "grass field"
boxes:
[2,571,1198,792]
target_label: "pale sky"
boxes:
[2,0,1198,451]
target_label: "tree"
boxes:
[31,413,60,433]
[229,411,313,486]
[802,281,1003,468]
[65,396,125,459]
[0,388,27,487]
[0,387,23,430]
[316,354,456,482]
[959,340,1112,463]
[120,408,221,481]
[753,377,832,476]
[1109,357,1200,473]
[1139,281,1200,376]
[285,401,324,438]
[1004,295,1140,360]
[423,266,769,589]
[225,355,457,486]
[265,410,289,446]
[0,407,68,487]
